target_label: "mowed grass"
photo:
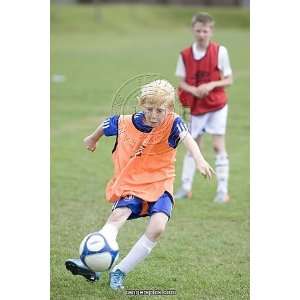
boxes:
[51,4,249,300]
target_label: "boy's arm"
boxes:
[176,56,200,97]
[179,73,233,99]
[208,73,233,88]
[83,123,105,152]
[197,44,233,98]
[197,73,233,99]
[179,78,201,98]
[180,132,215,179]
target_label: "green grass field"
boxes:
[51,4,249,299]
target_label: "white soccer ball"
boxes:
[79,232,119,272]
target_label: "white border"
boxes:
[1,0,300,299]
[0,1,49,299]
[251,0,300,299]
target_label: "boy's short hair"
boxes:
[192,12,214,27]
[138,79,175,110]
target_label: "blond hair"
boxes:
[192,12,214,27]
[138,79,175,110]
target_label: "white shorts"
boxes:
[189,104,228,138]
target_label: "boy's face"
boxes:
[192,22,213,46]
[142,104,168,128]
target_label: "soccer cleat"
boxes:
[109,268,126,290]
[65,258,101,282]
[214,192,230,203]
[174,187,192,200]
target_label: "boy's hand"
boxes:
[196,82,215,98]
[197,160,215,180]
[83,135,97,152]
[189,86,202,98]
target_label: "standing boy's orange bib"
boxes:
[106,112,177,203]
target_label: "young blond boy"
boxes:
[174,13,233,203]
[65,79,214,290]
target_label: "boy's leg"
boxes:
[66,207,131,281]
[181,134,203,191]
[114,212,168,272]
[181,152,196,193]
[109,193,172,290]
[205,105,229,203]
[175,114,207,199]
[99,207,132,242]
[212,134,230,203]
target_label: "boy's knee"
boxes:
[155,224,166,237]
[146,223,167,241]
[212,136,226,154]
[213,145,221,153]
[109,207,131,222]
[213,143,225,154]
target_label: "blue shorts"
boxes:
[112,191,174,220]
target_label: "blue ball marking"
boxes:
[80,232,119,270]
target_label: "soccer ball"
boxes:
[79,232,119,272]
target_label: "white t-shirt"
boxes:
[175,42,232,78]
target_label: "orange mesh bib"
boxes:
[106,112,177,202]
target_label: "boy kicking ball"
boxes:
[65,79,214,290]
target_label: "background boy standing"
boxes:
[174,12,233,203]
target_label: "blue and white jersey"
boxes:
[103,112,188,149]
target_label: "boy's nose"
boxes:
[150,111,158,118]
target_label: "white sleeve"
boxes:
[218,46,232,77]
[175,55,186,78]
